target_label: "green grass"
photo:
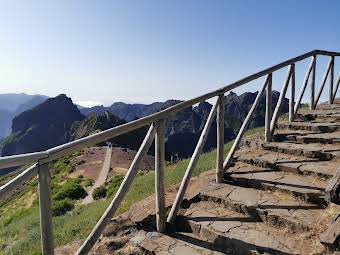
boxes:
[0,128,263,255]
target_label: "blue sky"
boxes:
[0,0,339,106]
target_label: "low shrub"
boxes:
[52,198,74,216]
[106,175,124,197]
[53,179,87,201]
[92,186,107,200]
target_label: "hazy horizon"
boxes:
[1,1,339,106]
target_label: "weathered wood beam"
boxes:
[270,65,293,135]
[0,152,48,169]
[1,51,327,169]
[0,164,38,201]
[311,55,316,109]
[38,163,54,255]
[265,74,273,142]
[224,75,269,170]
[155,119,166,232]
[315,56,333,107]
[294,57,315,116]
[75,125,156,255]
[216,95,225,183]
[332,72,340,102]
[329,56,335,104]
[167,97,219,224]
[289,64,296,122]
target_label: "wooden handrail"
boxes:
[0,164,38,200]
[1,49,335,169]
[0,49,339,255]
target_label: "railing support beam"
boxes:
[167,97,219,224]
[216,95,225,183]
[75,125,156,255]
[315,56,333,107]
[155,119,166,233]
[265,74,272,142]
[270,65,293,135]
[294,57,315,116]
[332,73,340,103]
[329,56,335,104]
[224,75,269,170]
[311,55,316,109]
[38,163,54,255]
[289,64,296,122]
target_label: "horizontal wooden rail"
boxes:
[1,50,338,169]
[0,152,48,169]
[0,164,38,200]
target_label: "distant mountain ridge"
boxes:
[1,91,289,161]
[0,94,49,139]
[1,94,83,156]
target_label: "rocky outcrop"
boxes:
[1,94,84,156]
[70,111,147,151]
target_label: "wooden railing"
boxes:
[0,49,339,255]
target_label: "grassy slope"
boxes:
[0,127,263,255]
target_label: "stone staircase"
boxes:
[136,103,340,255]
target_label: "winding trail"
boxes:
[82,145,112,204]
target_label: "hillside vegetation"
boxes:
[0,127,263,255]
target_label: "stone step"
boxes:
[298,107,340,116]
[177,201,325,254]
[198,183,326,233]
[273,130,321,142]
[295,132,340,144]
[277,121,340,132]
[136,231,225,255]
[228,162,328,205]
[320,213,340,249]
[262,142,340,160]
[235,148,337,178]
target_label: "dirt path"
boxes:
[82,145,113,204]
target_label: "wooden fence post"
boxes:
[155,119,166,233]
[265,73,272,142]
[329,56,335,104]
[289,64,295,123]
[311,55,316,109]
[38,163,54,255]
[216,94,225,183]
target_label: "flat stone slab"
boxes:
[236,148,338,178]
[180,201,325,255]
[320,214,340,248]
[277,121,340,132]
[295,132,340,144]
[228,162,328,204]
[136,231,225,255]
[199,183,327,233]
[262,141,340,159]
